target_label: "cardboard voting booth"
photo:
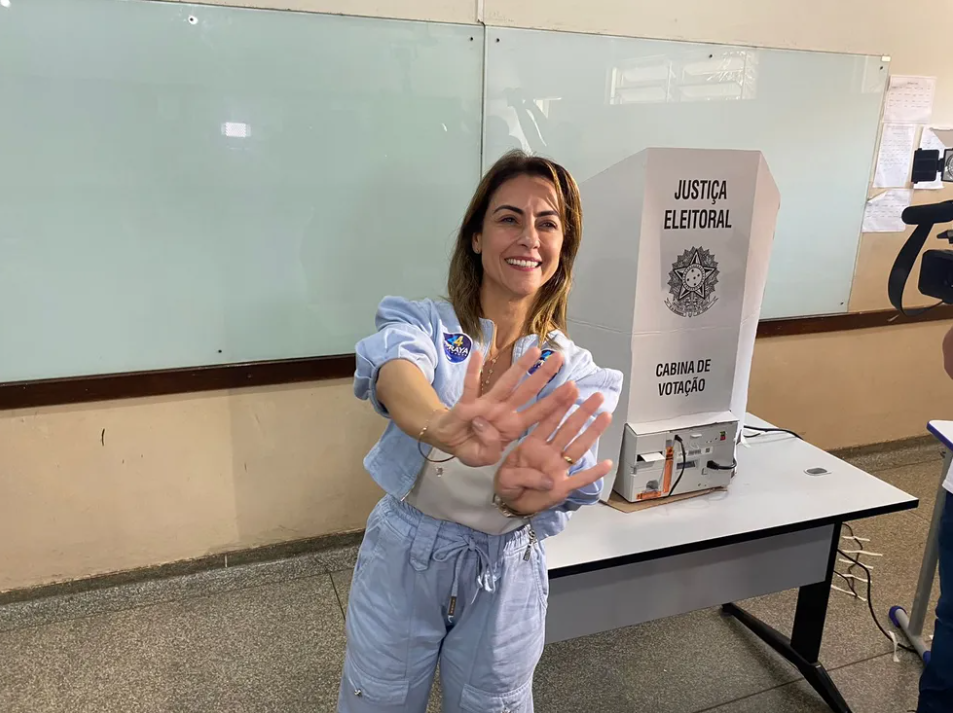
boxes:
[568,148,780,504]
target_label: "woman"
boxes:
[339,151,623,712]
[916,325,953,712]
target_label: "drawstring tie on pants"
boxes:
[433,535,496,620]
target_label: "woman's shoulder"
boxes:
[430,298,463,327]
[547,330,623,393]
[373,296,462,333]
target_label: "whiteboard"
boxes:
[483,27,888,320]
[0,0,484,382]
[0,5,890,384]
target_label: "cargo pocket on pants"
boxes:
[460,679,533,713]
[342,654,409,708]
[531,543,549,612]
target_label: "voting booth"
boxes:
[568,148,780,503]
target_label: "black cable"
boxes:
[837,549,916,653]
[742,428,914,653]
[888,221,947,316]
[834,564,859,597]
[707,457,739,481]
[667,435,687,497]
[891,300,945,318]
[743,425,803,440]
[833,570,855,588]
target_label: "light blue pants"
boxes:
[338,495,549,712]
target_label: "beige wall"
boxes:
[4,0,953,593]
[484,0,953,118]
[0,382,386,592]
[750,322,953,448]
[4,323,952,593]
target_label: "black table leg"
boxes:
[722,524,850,713]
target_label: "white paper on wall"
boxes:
[862,190,913,233]
[884,75,936,124]
[873,124,917,188]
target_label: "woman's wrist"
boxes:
[493,492,536,518]
[418,407,453,454]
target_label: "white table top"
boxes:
[547,416,918,573]
[928,420,953,450]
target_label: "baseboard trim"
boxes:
[830,434,940,462]
[0,529,363,607]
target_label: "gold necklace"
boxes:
[481,340,517,395]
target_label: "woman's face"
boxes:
[473,174,564,301]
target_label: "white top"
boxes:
[545,415,917,573]
[928,420,953,495]
[404,445,525,536]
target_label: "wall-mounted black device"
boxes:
[888,148,953,314]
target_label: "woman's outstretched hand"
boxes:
[494,392,614,516]
[428,347,576,467]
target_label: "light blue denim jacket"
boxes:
[354,296,623,542]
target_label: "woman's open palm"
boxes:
[430,347,576,467]
[494,392,614,515]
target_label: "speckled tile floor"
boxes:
[0,444,945,713]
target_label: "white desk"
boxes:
[545,416,918,713]
[928,420,953,453]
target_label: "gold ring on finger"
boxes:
[563,454,575,465]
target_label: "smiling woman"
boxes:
[449,151,583,353]
[477,177,563,288]
[337,151,622,712]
